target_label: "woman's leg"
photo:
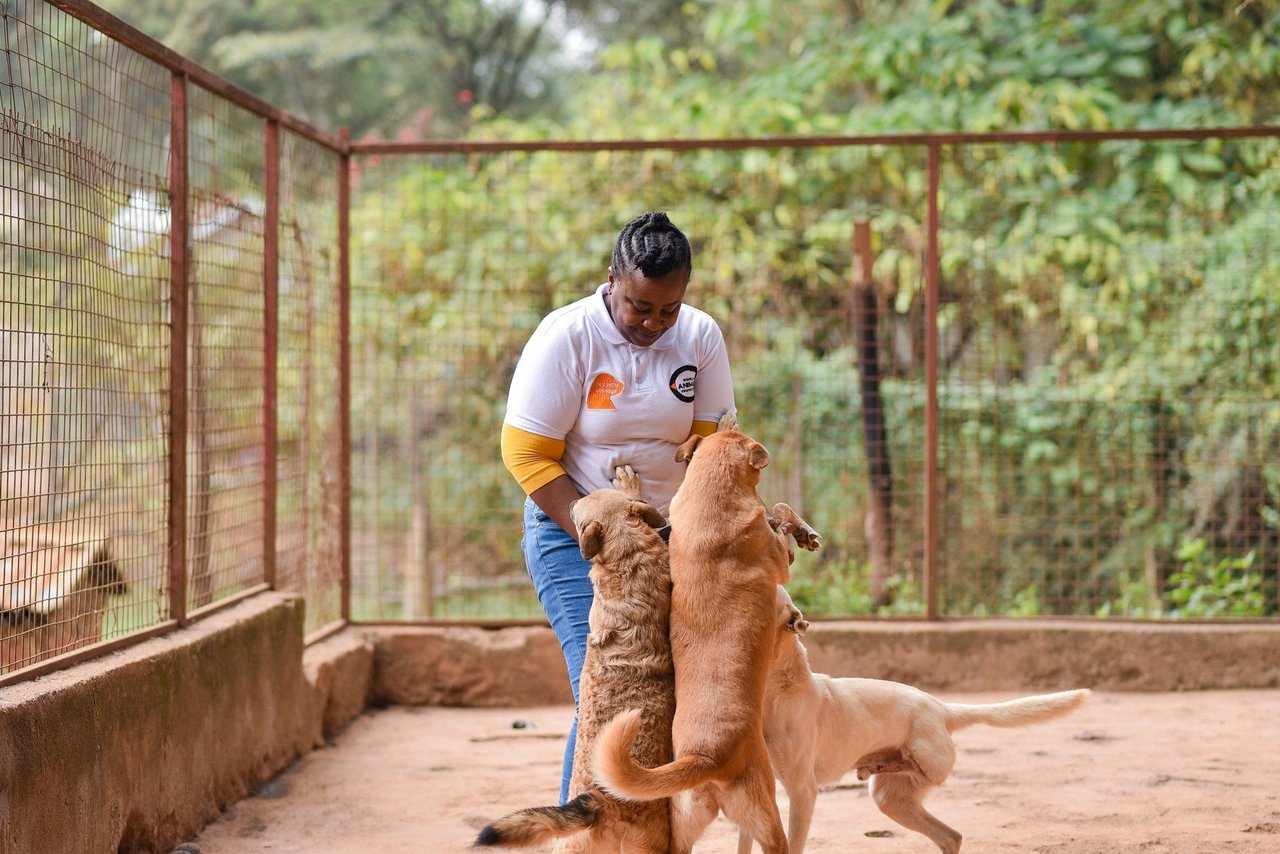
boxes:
[521,496,593,804]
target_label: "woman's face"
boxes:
[605,266,690,348]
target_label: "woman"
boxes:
[501,211,736,803]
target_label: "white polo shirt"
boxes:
[504,283,735,515]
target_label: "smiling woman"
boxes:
[499,210,737,805]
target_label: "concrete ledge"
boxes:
[367,625,573,707]
[0,593,328,854]
[305,630,374,737]
[802,619,1280,692]
[360,620,1280,706]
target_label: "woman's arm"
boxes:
[501,422,583,541]
[527,475,584,542]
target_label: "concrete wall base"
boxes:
[801,619,1280,692]
[365,619,1280,706]
[0,594,372,854]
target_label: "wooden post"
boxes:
[852,220,894,607]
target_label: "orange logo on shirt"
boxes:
[587,373,624,410]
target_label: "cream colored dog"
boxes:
[593,429,820,854]
[728,587,1091,854]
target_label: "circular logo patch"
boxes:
[669,365,697,403]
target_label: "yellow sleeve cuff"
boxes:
[501,423,568,495]
[691,420,718,438]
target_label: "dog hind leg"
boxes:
[617,821,673,854]
[551,832,590,854]
[670,787,720,854]
[869,774,961,854]
[717,765,789,854]
[854,746,918,781]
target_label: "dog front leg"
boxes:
[769,503,821,552]
[612,465,644,501]
[781,774,818,854]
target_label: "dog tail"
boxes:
[944,688,1090,733]
[592,708,720,802]
[473,792,602,847]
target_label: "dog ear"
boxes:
[631,500,667,531]
[787,605,810,636]
[748,440,770,470]
[578,521,604,559]
[674,433,704,463]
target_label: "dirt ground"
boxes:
[192,689,1280,853]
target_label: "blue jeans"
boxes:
[521,496,593,805]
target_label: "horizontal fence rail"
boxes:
[3,0,1277,684]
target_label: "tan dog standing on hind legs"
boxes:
[720,586,1091,854]
[475,477,674,853]
[593,428,820,854]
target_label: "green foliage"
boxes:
[788,563,925,617]
[36,0,1280,620]
[1165,539,1265,618]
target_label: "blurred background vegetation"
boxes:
[97,0,1280,138]
[20,0,1280,621]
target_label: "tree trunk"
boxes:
[401,368,432,618]
[1146,395,1177,612]
[853,221,894,607]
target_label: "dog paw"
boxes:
[715,410,739,432]
[795,528,822,552]
[612,465,643,499]
[770,503,822,551]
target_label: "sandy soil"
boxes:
[192,689,1280,853]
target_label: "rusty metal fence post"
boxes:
[167,70,190,626]
[338,126,353,623]
[263,119,280,591]
[924,142,941,621]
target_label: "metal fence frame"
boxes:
[1,0,348,685]
[2,0,1277,685]
[347,127,1280,627]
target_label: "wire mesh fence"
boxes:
[184,84,267,613]
[347,144,929,620]
[276,128,343,636]
[1,0,345,679]
[349,135,1280,622]
[2,0,171,672]
[4,0,1278,684]
[937,137,1280,617]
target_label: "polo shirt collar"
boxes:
[586,282,677,350]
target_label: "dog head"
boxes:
[673,429,770,472]
[571,488,667,561]
[776,585,810,638]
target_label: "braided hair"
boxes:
[610,211,693,279]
